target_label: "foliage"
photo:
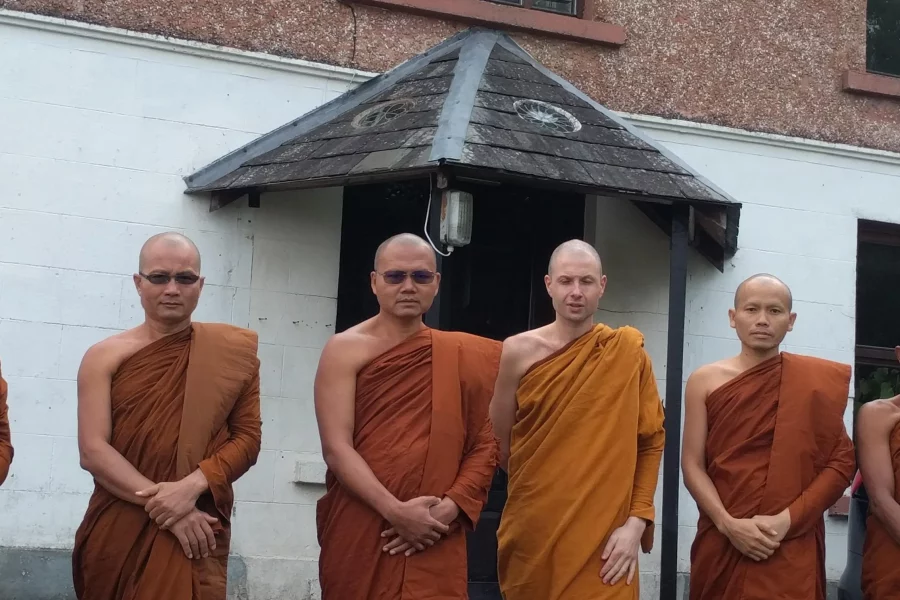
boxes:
[857,366,900,406]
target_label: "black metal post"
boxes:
[423,183,450,329]
[660,205,690,600]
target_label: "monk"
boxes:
[857,345,900,599]
[0,359,12,485]
[683,273,855,600]
[314,233,501,599]
[73,232,262,600]
[490,239,666,600]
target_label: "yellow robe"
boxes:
[498,324,665,600]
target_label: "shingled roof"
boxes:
[185,28,741,266]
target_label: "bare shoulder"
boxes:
[502,329,547,359]
[500,327,555,374]
[80,329,149,377]
[686,359,738,398]
[858,397,900,429]
[318,323,386,376]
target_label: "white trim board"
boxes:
[3,8,899,168]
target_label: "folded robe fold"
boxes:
[316,328,502,600]
[73,323,261,600]
[689,353,855,600]
[498,324,666,600]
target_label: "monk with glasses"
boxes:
[73,232,262,600]
[314,233,502,599]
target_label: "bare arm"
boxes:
[855,402,900,542]
[314,337,402,520]
[681,370,732,531]
[77,344,155,505]
[489,338,526,472]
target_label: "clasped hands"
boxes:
[720,508,791,562]
[136,471,216,560]
[380,496,459,557]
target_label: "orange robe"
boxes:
[73,323,261,600]
[689,353,855,600]
[497,324,666,600]
[861,421,900,599]
[316,328,501,600]
[0,361,12,485]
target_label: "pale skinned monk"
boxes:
[856,345,900,599]
[490,239,666,600]
[314,233,501,599]
[0,359,12,485]
[683,274,855,600]
[73,232,261,600]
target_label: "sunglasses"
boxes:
[139,272,201,285]
[378,270,436,285]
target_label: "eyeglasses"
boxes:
[139,272,201,285]
[378,270,436,285]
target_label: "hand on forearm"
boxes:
[137,469,209,529]
[381,497,459,557]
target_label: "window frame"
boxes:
[487,0,584,19]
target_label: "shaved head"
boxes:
[734,273,792,311]
[374,233,436,271]
[548,239,602,275]
[139,232,201,272]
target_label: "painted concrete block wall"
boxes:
[0,15,354,598]
[588,124,900,581]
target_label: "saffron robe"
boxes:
[861,420,900,599]
[0,362,12,485]
[497,324,666,600]
[316,328,501,600]
[72,323,261,600]
[689,353,855,600]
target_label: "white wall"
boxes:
[0,12,355,598]
[4,8,900,599]
[588,121,900,583]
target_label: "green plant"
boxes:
[857,367,900,406]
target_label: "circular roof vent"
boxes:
[513,99,582,134]
[352,99,414,129]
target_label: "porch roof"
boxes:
[184,28,741,269]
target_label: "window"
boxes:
[867,0,900,76]
[489,0,581,17]
[854,220,900,420]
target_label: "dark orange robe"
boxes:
[861,420,900,599]
[0,361,12,486]
[689,353,855,600]
[73,322,261,600]
[316,328,501,600]
[497,324,666,600]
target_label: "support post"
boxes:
[423,179,450,329]
[660,205,690,600]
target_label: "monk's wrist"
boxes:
[185,469,209,499]
[713,512,735,534]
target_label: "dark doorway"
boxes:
[335,179,586,598]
